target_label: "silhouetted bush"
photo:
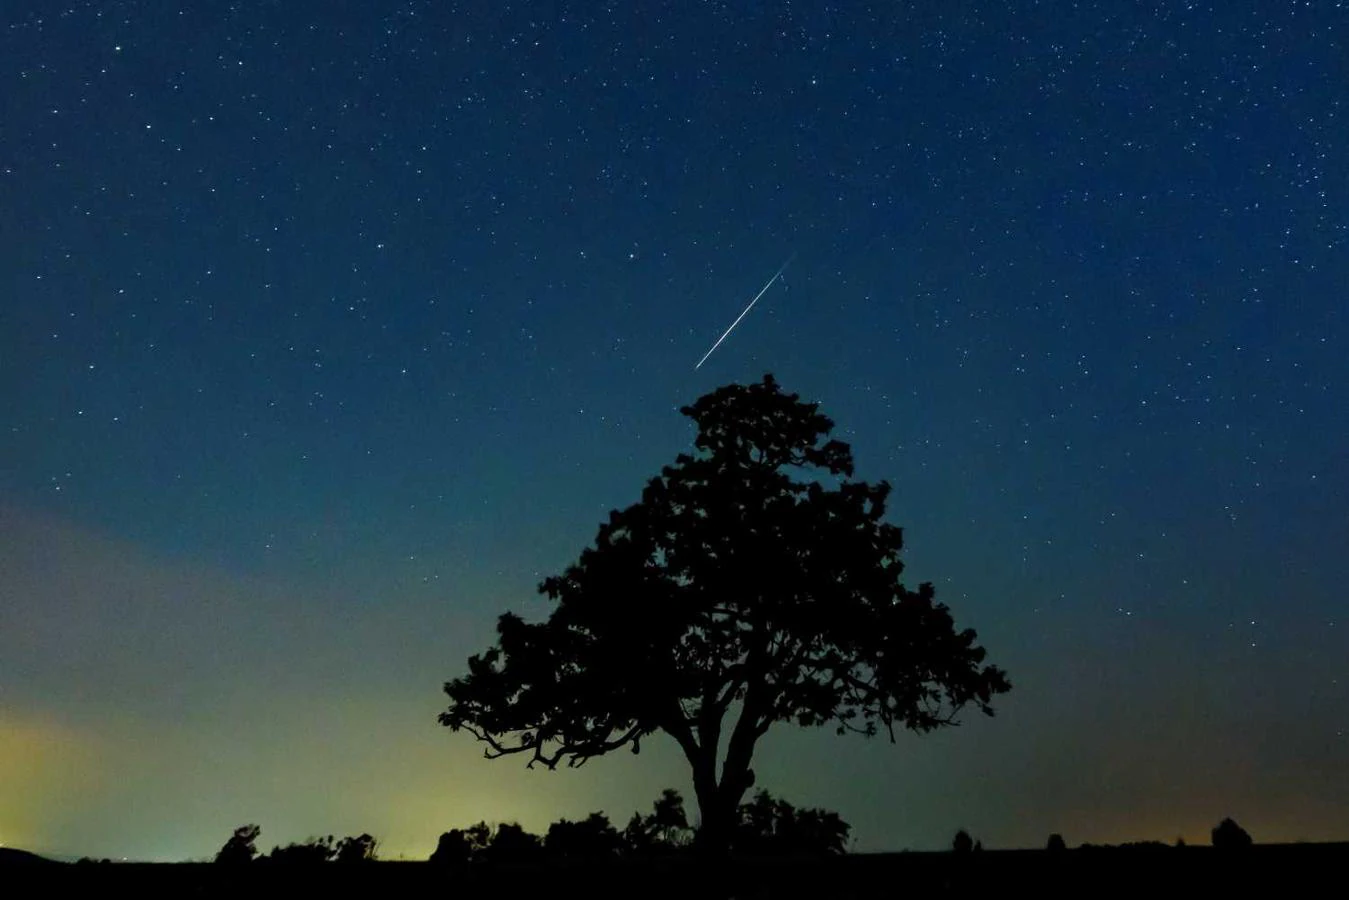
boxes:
[430,829,474,865]
[545,812,624,858]
[1211,818,1252,849]
[1046,833,1066,852]
[623,788,693,855]
[431,822,513,865]
[265,836,336,864]
[256,832,379,864]
[952,830,974,854]
[334,833,378,863]
[482,822,543,863]
[214,824,261,864]
[1119,841,1170,851]
[732,790,851,856]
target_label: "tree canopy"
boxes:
[623,788,693,855]
[1211,817,1253,849]
[214,824,261,864]
[545,813,626,858]
[440,374,1010,852]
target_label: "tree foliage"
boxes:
[952,829,974,854]
[440,375,1010,851]
[334,833,378,863]
[623,788,693,855]
[733,790,850,856]
[429,821,546,865]
[545,812,625,858]
[480,822,543,863]
[430,823,491,865]
[1211,817,1253,849]
[265,836,337,864]
[215,827,376,865]
[214,824,261,864]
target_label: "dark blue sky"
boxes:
[2,2,1345,859]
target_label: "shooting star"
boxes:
[695,254,796,369]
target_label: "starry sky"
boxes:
[2,1,1346,861]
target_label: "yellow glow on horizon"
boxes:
[0,715,103,852]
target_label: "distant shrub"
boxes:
[482,822,543,863]
[732,790,851,856]
[624,788,693,855]
[335,833,378,863]
[265,836,336,864]
[430,829,476,865]
[214,824,261,864]
[545,813,624,858]
[1211,818,1253,849]
[429,821,549,865]
[1046,833,1066,852]
[952,830,974,854]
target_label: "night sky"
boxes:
[3,1,1346,861]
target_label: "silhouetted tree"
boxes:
[265,836,336,864]
[624,788,693,854]
[952,830,974,854]
[482,822,542,863]
[732,790,850,856]
[1211,817,1252,849]
[214,824,261,864]
[430,831,470,865]
[430,831,469,865]
[1046,833,1066,852]
[440,375,1011,854]
[430,822,491,865]
[334,833,378,863]
[545,812,624,858]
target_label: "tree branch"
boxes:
[453,719,645,770]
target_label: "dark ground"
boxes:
[2,844,1345,898]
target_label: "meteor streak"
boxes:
[694,254,795,369]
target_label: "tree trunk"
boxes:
[690,751,726,855]
[691,758,754,857]
[680,693,762,856]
